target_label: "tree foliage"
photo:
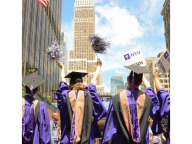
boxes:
[47,96,51,102]
[22,83,25,96]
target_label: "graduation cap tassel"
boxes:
[130,72,135,92]
[30,80,34,99]
[130,68,139,92]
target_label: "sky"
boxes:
[61,0,166,92]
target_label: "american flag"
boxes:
[36,0,49,8]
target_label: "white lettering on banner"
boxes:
[131,61,143,66]
[156,49,170,76]
[122,48,146,67]
[158,60,166,73]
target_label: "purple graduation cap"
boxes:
[22,73,46,98]
[124,65,150,91]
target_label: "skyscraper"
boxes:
[22,0,62,101]
[68,0,104,91]
[60,32,68,75]
[110,76,124,95]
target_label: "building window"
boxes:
[164,80,168,83]
[164,85,168,88]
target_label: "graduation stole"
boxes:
[68,90,85,144]
[113,90,151,144]
[22,97,39,119]
[66,90,93,144]
[22,96,40,143]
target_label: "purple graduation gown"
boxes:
[55,82,108,144]
[102,87,161,144]
[22,95,51,144]
[157,88,170,144]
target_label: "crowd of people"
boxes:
[22,59,170,144]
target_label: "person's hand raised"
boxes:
[57,61,64,69]
[153,69,159,79]
[97,59,102,67]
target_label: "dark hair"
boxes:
[128,71,143,86]
[26,86,39,94]
[69,82,84,90]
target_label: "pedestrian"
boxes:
[101,65,162,144]
[57,126,61,138]
[55,59,108,144]
[22,73,51,144]
[148,117,161,144]
[152,70,170,144]
[50,113,60,144]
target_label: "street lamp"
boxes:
[51,90,57,95]
[26,68,38,74]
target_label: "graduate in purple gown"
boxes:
[102,65,163,144]
[22,73,51,144]
[55,59,107,144]
[152,70,170,144]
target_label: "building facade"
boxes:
[161,0,171,89]
[60,32,68,75]
[115,85,127,94]
[110,76,124,95]
[68,0,104,92]
[22,0,62,102]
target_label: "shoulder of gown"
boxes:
[144,88,165,135]
[55,81,70,111]
[144,87,160,116]
[33,102,51,144]
[157,88,170,117]
[84,83,108,121]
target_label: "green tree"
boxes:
[22,83,25,96]
[47,96,51,102]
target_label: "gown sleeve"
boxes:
[101,99,119,144]
[157,88,170,118]
[84,83,108,121]
[38,102,51,144]
[144,87,160,117]
[55,81,70,112]
[144,87,164,135]
[55,81,71,143]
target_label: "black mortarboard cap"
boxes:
[22,73,46,89]
[124,65,150,92]
[64,71,88,84]
[124,65,150,74]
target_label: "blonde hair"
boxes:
[69,82,84,90]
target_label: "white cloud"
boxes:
[115,69,127,75]
[95,3,145,71]
[103,83,110,92]
[94,0,103,4]
[137,0,165,35]
[157,23,165,35]
[95,2,144,47]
